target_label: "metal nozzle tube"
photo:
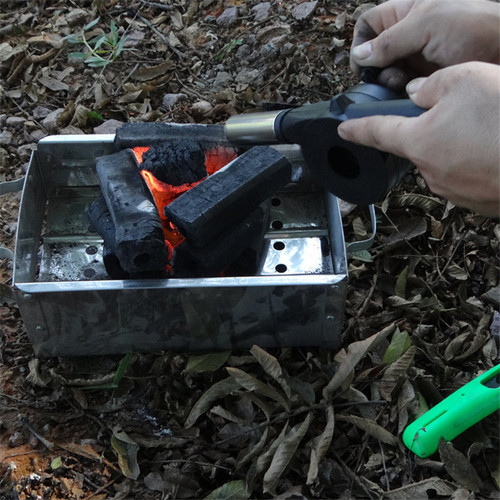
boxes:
[224,110,283,145]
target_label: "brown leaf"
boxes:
[227,367,290,411]
[185,377,240,428]
[383,217,428,247]
[384,477,457,498]
[134,61,174,81]
[323,324,395,399]
[250,345,291,398]
[263,412,312,494]
[307,404,335,484]
[380,345,416,402]
[336,414,399,446]
[438,440,483,492]
[111,425,140,480]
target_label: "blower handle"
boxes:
[344,99,426,120]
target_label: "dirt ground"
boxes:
[0,1,499,498]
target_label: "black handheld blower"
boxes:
[224,83,425,205]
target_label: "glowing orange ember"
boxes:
[133,146,150,164]
[133,145,237,250]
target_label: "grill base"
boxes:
[13,133,348,356]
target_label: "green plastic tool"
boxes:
[403,364,500,458]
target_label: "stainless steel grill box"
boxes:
[13,132,348,357]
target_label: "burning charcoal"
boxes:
[114,122,226,149]
[87,196,130,279]
[95,149,169,276]
[173,204,268,277]
[140,140,207,186]
[164,146,291,247]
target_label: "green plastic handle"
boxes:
[402,364,500,458]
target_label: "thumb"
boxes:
[351,15,425,68]
[337,114,413,158]
[406,67,458,109]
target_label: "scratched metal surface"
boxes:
[13,135,348,356]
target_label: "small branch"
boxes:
[19,416,54,449]
[136,12,185,59]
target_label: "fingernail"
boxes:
[337,123,350,140]
[351,42,372,60]
[406,77,426,95]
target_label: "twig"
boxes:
[136,12,185,59]
[114,62,140,97]
[379,440,390,490]
[343,261,380,338]
[215,400,387,447]
[139,0,176,11]
[19,416,54,449]
[433,229,467,284]
[18,416,120,474]
[151,459,232,471]
[84,478,118,499]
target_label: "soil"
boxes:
[0,1,499,499]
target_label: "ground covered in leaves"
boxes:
[0,0,499,498]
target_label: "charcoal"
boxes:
[140,140,207,185]
[164,146,291,247]
[173,204,268,277]
[87,196,130,279]
[95,149,169,276]
[114,122,225,150]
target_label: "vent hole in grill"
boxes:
[272,220,283,230]
[273,241,285,250]
[83,268,96,278]
[271,197,281,206]
[275,264,287,273]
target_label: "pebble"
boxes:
[260,42,279,60]
[217,7,238,28]
[0,130,13,145]
[8,431,26,448]
[292,1,318,21]
[42,108,64,133]
[212,71,233,90]
[59,125,85,135]
[162,93,187,108]
[6,116,25,128]
[17,143,37,162]
[93,119,124,134]
[0,147,8,168]
[29,130,47,142]
[252,2,271,22]
[65,8,87,26]
[235,68,262,85]
[32,106,52,120]
[191,100,213,117]
[0,114,6,126]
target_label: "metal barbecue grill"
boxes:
[12,128,349,356]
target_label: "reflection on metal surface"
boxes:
[13,135,349,356]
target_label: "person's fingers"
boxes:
[349,0,415,73]
[377,67,409,90]
[351,21,425,70]
[405,66,460,108]
[337,115,414,158]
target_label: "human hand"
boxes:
[338,62,500,216]
[350,0,500,89]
